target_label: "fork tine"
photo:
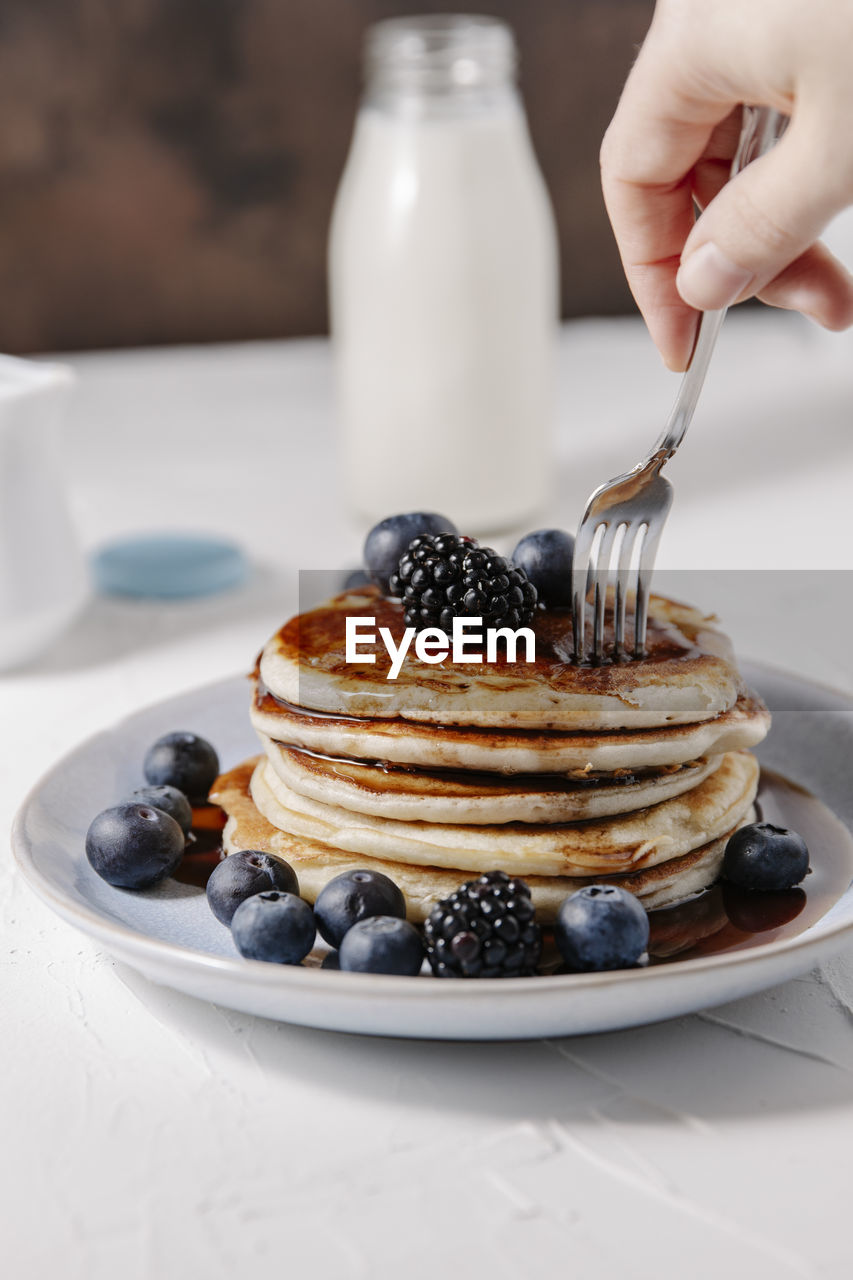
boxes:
[592,561,605,662]
[571,521,599,663]
[633,480,673,655]
[634,541,652,657]
[633,519,663,657]
[613,521,637,656]
[592,521,619,662]
[571,566,586,664]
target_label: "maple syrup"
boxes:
[172,803,226,889]
[645,767,853,963]
[277,586,712,687]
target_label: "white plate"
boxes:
[11,662,853,1040]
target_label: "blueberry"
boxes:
[342,568,371,590]
[339,916,424,976]
[555,885,650,971]
[206,849,299,925]
[723,822,810,891]
[321,950,341,970]
[129,784,193,836]
[230,891,316,964]
[314,869,406,947]
[143,731,219,802]
[85,803,185,889]
[364,512,457,594]
[511,528,574,608]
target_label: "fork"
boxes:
[571,104,786,664]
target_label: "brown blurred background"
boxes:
[0,0,653,353]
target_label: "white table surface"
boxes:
[4,310,853,1279]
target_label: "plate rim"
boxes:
[10,660,853,1006]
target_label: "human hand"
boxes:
[600,0,853,370]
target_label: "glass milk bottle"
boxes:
[328,14,559,532]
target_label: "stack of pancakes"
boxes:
[212,586,769,923]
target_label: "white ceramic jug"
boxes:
[0,356,89,669]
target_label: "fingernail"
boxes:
[676,242,754,310]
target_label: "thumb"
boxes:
[676,115,852,311]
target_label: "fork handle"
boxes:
[654,105,786,462]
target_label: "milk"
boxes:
[328,17,559,533]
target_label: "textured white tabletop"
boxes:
[4,310,853,1279]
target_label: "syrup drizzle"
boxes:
[279,587,710,681]
[275,740,695,792]
[172,803,227,888]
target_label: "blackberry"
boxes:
[389,533,537,632]
[424,870,542,978]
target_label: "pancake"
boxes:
[251,682,770,775]
[211,759,739,922]
[259,735,723,824]
[259,586,741,729]
[249,749,759,878]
